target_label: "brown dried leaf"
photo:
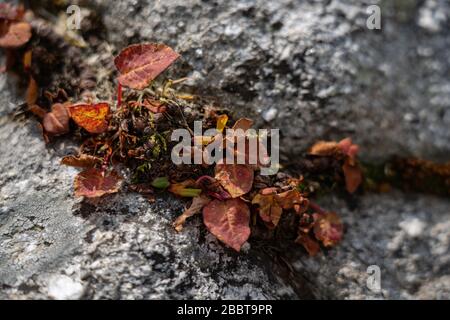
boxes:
[203,198,251,252]
[74,168,122,198]
[215,164,254,198]
[173,195,211,232]
[141,98,167,113]
[43,103,70,135]
[295,232,320,256]
[309,141,339,156]
[252,192,282,228]
[276,189,309,213]
[313,212,343,247]
[69,103,110,134]
[114,43,180,90]
[232,118,254,131]
[0,21,31,48]
[61,154,102,168]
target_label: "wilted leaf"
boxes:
[169,179,202,197]
[252,192,282,228]
[203,198,250,251]
[114,43,180,90]
[43,103,70,135]
[61,154,102,168]
[216,114,228,133]
[276,189,309,213]
[309,141,339,156]
[342,158,362,193]
[313,212,343,247]
[173,195,211,232]
[141,98,167,113]
[295,232,320,256]
[74,168,122,198]
[0,21,31,48]
[196,175,231,200]
[215,164,254,198]
[69,103,110,134]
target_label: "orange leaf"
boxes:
[252,192,282,228]
[313,212,343,247]
[0,21,31,48]
[216,114,228,133]
[69,103,110,134]
[232,118,253,131]
[342,158,362,193]
[74,168,122,198]
[42,103,70,135]
[295,232,320,256]
[309,141,339,156]
[173,195,211,232]
[276,189,309,213]
[61,154,102,168]
[114,43,180,90]
[203,198,251,251]
[23,49,32,70]
[215,164,253,198]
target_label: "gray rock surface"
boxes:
[91,0,450,161]
[1,0,449,300]
[0,79,294,298]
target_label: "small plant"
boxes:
[5,4,448,257]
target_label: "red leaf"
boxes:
[0,21,31,48]
[69,103,110,134]
[203,198,251,251]
[215,164,254,198]
[42,103,70,135]
[313,212,343,247]
[114,43,180,90]
[74,168,122,198]
[173,195,211,232]
[342,158,362,193]
[0,3,25,21]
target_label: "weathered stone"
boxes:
[1,0,449,300]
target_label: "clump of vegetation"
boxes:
[2,4,448,255]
